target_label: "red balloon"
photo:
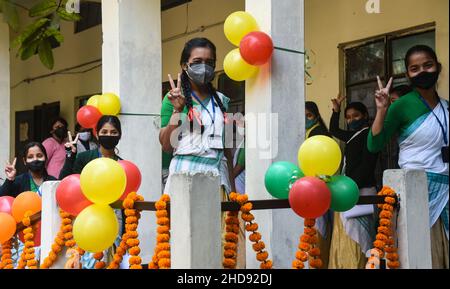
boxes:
[288,177,331,219]
[19,220,41,247]
[77,105,102,129]
[118,160,142,200]
[239,31,274,66]
[0,196,14,215]
[56,174,92,216]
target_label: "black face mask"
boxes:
[98,136,120,150]
[53,126,68,140]
[410,71,439,89]
[26,160,46,173]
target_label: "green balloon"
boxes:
[264,162,304,199]
[326,175,359,212]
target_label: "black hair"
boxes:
[305,101,328,130]
[22,142,49,177]
[50,117,68,129]
[179,38,226,132]
[96,115,122,137]
[405,45,440,72]
[345,102,369,119]
[390,84,413,98]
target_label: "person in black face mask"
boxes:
[1,142,56,198]
[369,45,449,269]
[42,117,69,179]
[59,115,123,179]
[328,95,379,269]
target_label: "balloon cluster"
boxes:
[56,159,141,252]
[0,192,42,245]
[223,11,274,81]
[265,136,360,219]
[76,93,121,130]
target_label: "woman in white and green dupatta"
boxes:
[368,45,449,269]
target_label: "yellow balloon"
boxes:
[224,11,259,46]
[224,48,259,81]
[298,135,342,177]
[98,93,121,116]
[80,158,127,205]
[73,204,118,253]
[87,94,101,108]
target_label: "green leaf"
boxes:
[2,0,20,32]
[29,0,58,18]
[38,38,54,69]
[19,39,40,60]
[43,27,64,44]
[12,18,50,48]
[57,5,81,21]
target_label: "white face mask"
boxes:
[78,132,91,141]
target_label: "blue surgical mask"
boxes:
[348,119,368,131]
[305,118,317,129]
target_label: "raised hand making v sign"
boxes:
[5,158,17,181]
[167,73,186,113]
[64,131,80,155]
[371,76,393,136]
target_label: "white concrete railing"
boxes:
[383,169,432,269]
[37,170,433,269]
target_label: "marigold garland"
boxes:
[150,194,171,269]
[18,211,38,269]
[121,192,144,269]
[293,218,322,269]
[223,211,239,269]
[230,192,272,269]
[0,240,14,269]
[366,186,400,269]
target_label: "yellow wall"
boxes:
[305,0,449,124]
[9,0,244,157]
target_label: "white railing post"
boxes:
[170,172,222,269]
[383,169,432,269]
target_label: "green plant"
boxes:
[1,0,81,69]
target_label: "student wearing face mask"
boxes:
[328,95,379,269]
[42,117,69,179]
[369,45,449,269]
[75,123,98,154]
[305,101,331,138]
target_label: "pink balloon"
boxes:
[289,176,331,219]
[118,160,142,200]
[0,196,14,215]
[56,174,92,216]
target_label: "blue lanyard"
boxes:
[191,91,215,124]
[419,96,448,145]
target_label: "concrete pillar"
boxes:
[170,172,222,269]
[0,17,10,174]
[383,169,432,269]
[245,0,305,268]
[40,181,67,269]
[102,0,162,264]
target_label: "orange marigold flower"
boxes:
[93,252,104,260]
[157,234,170,243]
[229,192,238,202]
[95,261,106,269]
[65,240,76,248]
[292,260,305,269]
[22,218,31,227]
[113,255,123,264]
[26,260,38,267]
[156,210,168,218]
[157,217,170,226]
[252,241,266,252]
[125,209,136,217]
[241,213,254,222]
[236,194,249,205]
[225,233,238,243]
[223,258,236,268]
[240,202,253,213]
[380,210,393,219]
[379,218,391,227]
[55,237,65,246]
[126,231,139,239]
[309,235,319,244]
[126,223,138,231]
[157,225,170,234]
[60,211,72,218]
[384,247,396,253]
[300,235,311,243]
[155,201,167,210]
[385,238,395,246]
[62,218,72,225]
[130,264,142,269]
[304,227,317,236]
[246,223,259,232]
[129,256,142,265]
[249,232,261,243]
[158,258,171,269]
[23,228,33,234]
[373,240,385,249]
[224,250,236,259]
[126,239,140,247]
[296,250,308,262]
[382,204,394,212]
[387,261,400,269]
[157,243,171,251]
[126,216,138,224]
[64,232,73,240]
[160,194,170,203]
[299,242,310,251]
[129,246,141,256]
[49,252,57,261]
[309,258,323,269]
[377,226,391,235]
[304,218,316,227]
[51,244,62,253]
[225,216,239,225]
[256,251,269,262]
[386,253,399,261]
[309,247,321,257]
[376,233,388,241]
[148,262,159,269]
[157,251,171,259]
[224,242,237,251]
[25,241,34,248]
[123,199,134,209]
[260,260,273,269]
